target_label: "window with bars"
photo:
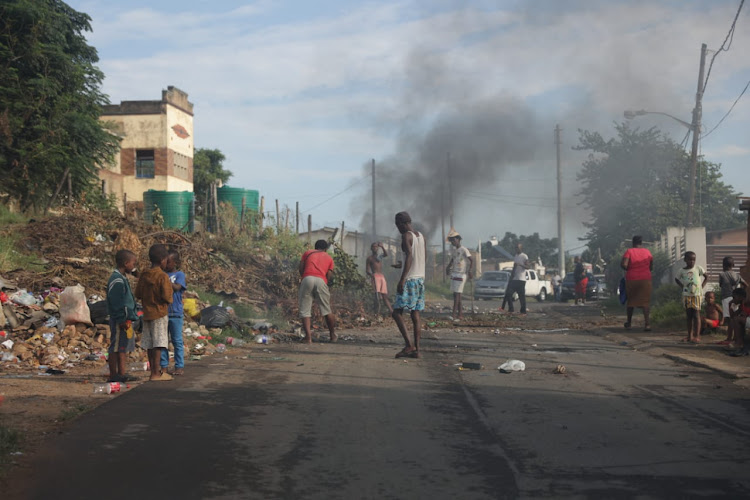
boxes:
[136,150,155,178]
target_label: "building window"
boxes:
[136,150,155,178]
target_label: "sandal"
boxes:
[152,372,173,381]
[395,348,415,359]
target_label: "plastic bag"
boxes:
[88,300,110,325]
[59,285,92,326]
[618,278,627,305]
[183,298,200,319]
[498,360,525,373]
[199,305,231,328]
[10,289,36,306]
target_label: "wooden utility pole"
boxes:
[340,221,345,248]
[295,201,300,234]
[441,177,446,283]
[371,159,376,238]
[447,152,454,229]
[307,214,312,245]
[275,199,280,232]
[555,125,565,276]
[687,43,707,227]
[259,196,265,232]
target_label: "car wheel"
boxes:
[537,288,547,302]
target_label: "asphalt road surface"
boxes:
[10,302,750,499]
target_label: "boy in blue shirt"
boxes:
[161,249,187,375]
[106,249,139,382]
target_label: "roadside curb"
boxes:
[601,331,750,381]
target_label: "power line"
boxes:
[703,0,745,93]
[300,175,368,214]
[702,77,750,139]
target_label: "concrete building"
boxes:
[98,86,194,212]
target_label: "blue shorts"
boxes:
[394,278,425,312]
[108,318,136,354]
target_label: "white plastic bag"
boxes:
[498,360,526,373]
[10,289,36,306]
[59,285,92,326]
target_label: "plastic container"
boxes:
[226,337,245,347]
[216,344,226,353]
[254,334,270,344]
[143,190,195,232]
[92,382,121,394]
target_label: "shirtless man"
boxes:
[366,242,392,314]
[392,212,426,359]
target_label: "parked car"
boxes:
[473,271,511,300]
[560,272,601,301]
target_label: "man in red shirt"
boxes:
[298,239,337,343]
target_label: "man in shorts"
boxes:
[392,212,426,358]
[299,239,336,344]
[446,229,473,321]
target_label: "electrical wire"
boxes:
[701,78,750,139]
[300,175,368,213]
[703,0,745,93]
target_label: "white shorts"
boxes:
[450,273,466,294]
[141,316,169,349]
[722,296,732,319]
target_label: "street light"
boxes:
[623,109,693,131]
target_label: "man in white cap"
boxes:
[446,229,473,321]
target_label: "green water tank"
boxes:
[143,190,194,232]
[216,186,246,217]
[243,189,260,212]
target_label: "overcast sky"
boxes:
[69,0,750,251]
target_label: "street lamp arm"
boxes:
[623,109,694,130]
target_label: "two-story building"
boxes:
[99,86,194,213]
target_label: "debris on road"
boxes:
[498,360,526,373]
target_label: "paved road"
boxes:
[10,303,750,499]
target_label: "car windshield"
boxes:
[481,272,509,282]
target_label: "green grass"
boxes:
[0,204,26,225]
[0,425,21,467]
[0,232,44,273]
[58,404,92,422]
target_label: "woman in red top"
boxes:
[620,235,654,331]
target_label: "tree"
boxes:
[193,148,232,214]
[574,123,744,260]
[0,0,119,211]
[483,232,559,267]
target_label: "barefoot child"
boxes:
[135,244,173,381]
[674,251,708,343]
[392,212,426,358]
[105,249,139,383]
[701,291,722,337]
[160,249,186,375]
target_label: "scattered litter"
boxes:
[553,364,566,374]
[498,360,526,373]
[254,334,271,344]
[2,339,14,350]
[459,362,482,370]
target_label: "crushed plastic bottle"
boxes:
[254,334,270,344]
[92,382,121,394]
[226,337,245,347]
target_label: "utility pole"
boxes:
[687,42,707,227]
[447,152,454,229]
[371,159,376,239]
[441,177,446,283]
[555,124,565,276]
[295,201,299,234]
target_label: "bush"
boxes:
[650,283,684,328]
[651,282,681,307]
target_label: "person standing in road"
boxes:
[160,249,186,375]
[366,242,392,315]
[105,249,139,383]
[552,272,562,302]
[620,235,653,331]
[135,244,174,381]
[298,240,337,344]
[506,243,529,314]
[392,212,426,358]
[718,256,747,328]
[573,256,588,306]
[446,229,473,322]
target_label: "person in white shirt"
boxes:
[506,243,529,314]
[446,229,473,321]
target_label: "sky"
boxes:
[69,0,750,252]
